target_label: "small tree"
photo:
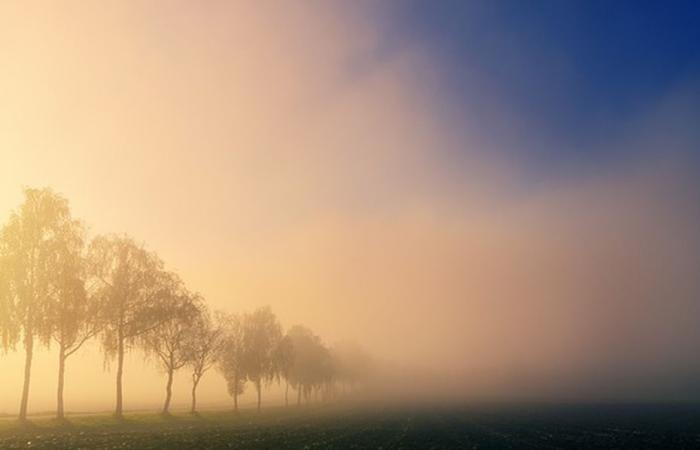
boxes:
[142,277,201,415]
[89,234,174,419]
[0,188,77,421]
[184,308,224,414]
[217,313,246,412]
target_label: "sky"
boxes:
[379,0,700,163]
[1,1,700,413]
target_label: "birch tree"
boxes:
[45,219,102,420]
[0,188,77,421]
[241,306,282,411]
[184,308,224,414]
[88,234,174,419]
[0,253,17,354]
[274,334,295,407]
[217,313,246,412]
[142,280,202,415]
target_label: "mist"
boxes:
[1,0,700,417]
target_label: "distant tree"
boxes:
[45,221,103,420]
[88,234,175,419]
[0,188,78,421]
[286,325,331,405]
[330,341,373,396]
[273,334,295,407]
[183,308,224,414]
[142,278,201,415]
[225,373,246,411]
[217,313,246,412]
[309,343,333,403]
[242,306,282,411]
[286,325,313,405]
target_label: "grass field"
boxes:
[0,403,699,449]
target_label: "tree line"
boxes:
[0,188,372,421]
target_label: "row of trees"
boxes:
[0,188,371,421]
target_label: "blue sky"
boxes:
[378,0,700,166]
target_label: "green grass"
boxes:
[0,403,699,449]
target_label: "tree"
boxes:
[183,307,224,414]
[273,334,295,406]
[306,342,332,403]
[286,325,331,405]
[0,188,78,421]
[241,306,282,411]
[142,277,201,415]
[0,253,18,354]
[217,313,246,412]
[45,220,102,420]
[88,234,174,419]
[330,341,373,397]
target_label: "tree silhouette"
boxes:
[242,306,283,411]
[88,234,175,419]
[183,307,224,414]
[274,334,295,407]
[217,312,246,412]
[142,278,202,415]
[0,188,78,421]
[45,218,102,420]
[286,325,331,405]
[0,186,373,418]
[330,340,373,397]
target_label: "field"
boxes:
[0,403,699,449]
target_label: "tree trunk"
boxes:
[18,332,34,421]
[285,381,289,407]
[256,379,261,412]
[191,374,200,414]
[56,344,66,420]
[297,384,302,406]
[114,334,125,419]
[233,373,239,412]
[162,367,174,415]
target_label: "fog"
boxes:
[1,1,700,415]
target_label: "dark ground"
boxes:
[0,403,699,449]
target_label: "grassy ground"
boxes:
[0,403,699,449]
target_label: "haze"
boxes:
[1,0,700,415]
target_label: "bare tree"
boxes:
[142,279,202,415]
[184,308,224,414]
[88,234,174,419]
[217,313,246,412]
[0,188,77,421]
[242,306,282,411]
